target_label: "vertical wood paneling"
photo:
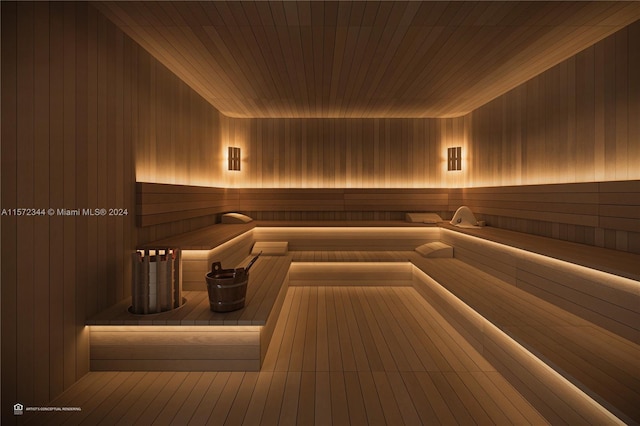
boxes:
[223,117,467,189]
[48,1,66,402]
[468,21,640,188]
[33,1,51,405]
[62,0,78,390]
[16,0,36,408]
[0,2,19,416]
[1,3,225,419]
[75,0,90,381]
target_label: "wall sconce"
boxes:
[448,147,461,171]
[228,147,241,171]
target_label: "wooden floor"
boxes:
[27,284,549,425]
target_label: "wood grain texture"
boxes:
[439,227,639,342]
[136,183,239,227]
[222,117,465,188]
[94,1,640,118]
[412,256,640,424]
[0,3,225,418]
[467,20,640,187]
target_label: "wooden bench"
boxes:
[88,254,292,371]
[410,255,640,424]
[439,224,640,344]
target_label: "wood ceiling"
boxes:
[96,1,640,118]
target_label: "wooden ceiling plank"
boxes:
[410,1,449,27]
[268,1,288,27]
[323,1,339,27]
[213,1,240,28]
[321,25,336,114]
[328,25,348,114]
[335,1,352,27]
[198,1,225,27]
[239,1,263,27]
[297,1,312,27]
[287,24,310,117]
[282,1,299,27]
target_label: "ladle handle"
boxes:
[245,252,262,273]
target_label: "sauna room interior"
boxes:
[2,1,640,424]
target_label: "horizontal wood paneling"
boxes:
[252,226,441,251]
[412,258,639,423]
[90,327,261,371]
[439,228,640,342]
[137,183,238,227]
[449,181,640,253]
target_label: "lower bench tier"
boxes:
[90,325,263,371]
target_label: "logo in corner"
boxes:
[14,403,24,416]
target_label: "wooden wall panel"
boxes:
[0,1,19,417]
[0,3,224,420]
[467,21,640,188]
[221,117,467,189]
[136,183,239,227]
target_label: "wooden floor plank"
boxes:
[325,287,344,371]
[224,372,260,425]
[429,371,477,425]
[238,371,270,426]
[302,287,318,372]
[462,371,526,425]
[189,371,231,424]
[255,371,287,426]
[352,287,398,371]
[332,287,360,371]
[96,372,163,425]
[134,372,190,424]
[278,372,301,424]
[329,372,350,425]
[336,372,366,425]
[315,286,330,372]
[386,372,424,425]
[207,372,245,424]
[443,372,494,425]
[399,371,440,424]
[374,371,419,425]
[287,286,310,371]
[357,371,386,426]
[79,371,148,425]
[296,372,316,425]
[170,372,218,424]
[375,287,426,371]
[50,372,134,426]
[151,372,205,425]
[414,371,458,424]
[314,372,332,426]
[347,287,388,371]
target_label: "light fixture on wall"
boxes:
[228,147,241,171]
[448,147,462,171]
